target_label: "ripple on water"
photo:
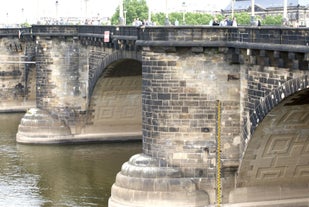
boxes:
[0,113,142,206]
[0,174,46,207]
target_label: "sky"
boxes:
[0,0,231,24]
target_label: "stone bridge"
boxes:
[0,25,308,206]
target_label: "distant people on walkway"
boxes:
[133,18,142,26]
[282,17,289,26]
[174,19,179,26]
[106,18,111,25]
[232,17,237,27]
[132,18,154,27]
[212,18,219,26]
[257,19,261,26]
[219,15,232,26]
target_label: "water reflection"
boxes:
[0,113,141,207]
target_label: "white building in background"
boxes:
[148,0,230,14]
[222,0,309,27]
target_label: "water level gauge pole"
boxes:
[216,100,222,206]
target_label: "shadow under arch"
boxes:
[237,75,309,188]
[83,51,142,140]
[88,50,142,98]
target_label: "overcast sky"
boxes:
[0,0,231,24]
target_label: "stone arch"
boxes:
[83,50,142,138]
[237,75,309,187]
[243,75,309,142]
[88,50,141,98]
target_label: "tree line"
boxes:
[111,0,283,26]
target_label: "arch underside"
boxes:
[229,88,309,204]
[238,88,309,187]
[83,59,142,138]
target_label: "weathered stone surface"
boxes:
[238,89,309,187]
[0,37,36,111]
[0,26,308,206]
[109,154,209,207]
[16,108,72,144]
[229,186,309,203]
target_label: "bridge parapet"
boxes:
[29,25,137,39]
[137,26,309,45]
[10,25,308,47]
[0,28,31,37]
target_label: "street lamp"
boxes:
[119,0,124,25]
[296,4,300,26]
[231,0,235,18]
[182,1,186,25]
[148,4,151,24]
[283,0,288,25]
[84,0,89,22]
[165,0,169,25]
[124,10,127,25]
[6,12,9,27]
[55,1,59,20]
[250,0,255,25]
[21,8,25,23]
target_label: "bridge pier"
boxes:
[15,34,88,143]
[109,153,209,207]
[15,32,143,143]
[16,108,73,144]
[109,46,241,206]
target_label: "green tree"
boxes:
[152,12,213,25]
[20,22,31,28]
[234,12,251,25]
[111,2,284,26]
[262,14,283,26]
[151,12,166,25]
[184,13,213,25]
[111,0,149,25]
[169,12,183,25]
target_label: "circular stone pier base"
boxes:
[109,153,209,207]
[16,108,142,144]
[16,108,73,144]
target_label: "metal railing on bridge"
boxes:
[1,25,308,48]
[137,26,309,47]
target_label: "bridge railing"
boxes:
[30,25,138,38]
[3,25,308,47]
[0,28,31,37]
[31,25,79,35]
[138,26,309,46]
[228,27,309,45]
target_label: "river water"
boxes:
[0,113,141,207]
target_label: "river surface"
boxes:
[0,113,142,207]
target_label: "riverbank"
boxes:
[2,105,142,144]
[16,132,142,144]
[0,101,35,113]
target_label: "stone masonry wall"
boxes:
[0,37,36,109]
[35,36,88,126]
[142,47,241,198]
